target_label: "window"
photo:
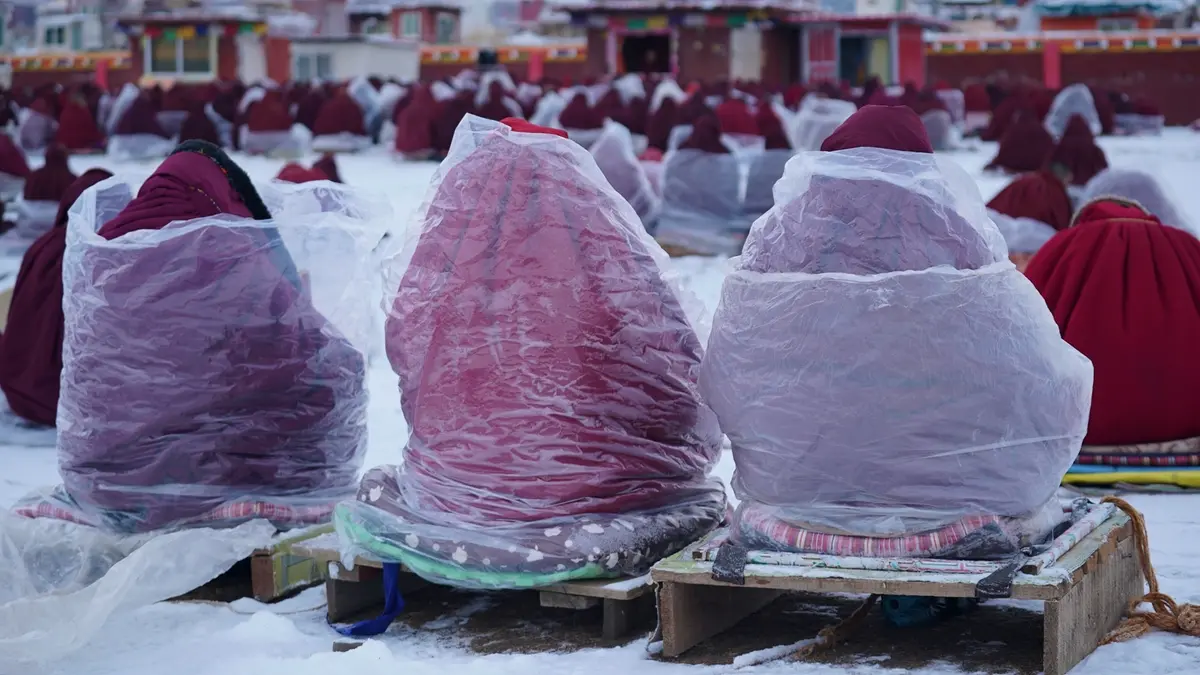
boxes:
[144,34,214,76]
[1097,17,1137,31]
[316,54,333,79]
[434,12,456,43]
[70,22,82,51]
[401,11,421,38]
[44,26,66,47]
[296,54,313,81]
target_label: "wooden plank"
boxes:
[248,526,335,602]
[651,515,1133,603]
[326,574,385,624]
[658,581,782,658]
[1042,523,1142,675]
[540,591,600,610]
[538,574,652,600]
[601,593,656,641]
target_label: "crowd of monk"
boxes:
[0,72,1194,581]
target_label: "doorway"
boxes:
[621,33,671,74]
[839,36,867,85]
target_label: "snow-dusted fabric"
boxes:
[788,95,856,151]
[1081,168,1192,236]
[700,145,1093,536]
[335,116,724,588]
[590,120,660,228]
[1045,84,1102,141]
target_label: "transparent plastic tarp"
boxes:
[105,84,139,136]
[700,147,1093,538]
[155,110,189,138]
[240,126,307,157]
[590,120,661,228]
[988,208,1058,254]
[0,173,24,201]
[529,91,567,128]
[311,132,372,154]
[106,133,177,162]
[47,177,386,534]
[937,89,966,126]
[9,197,58,242]
[204,103,234,147]
[656,148,746,255]
[1045,84,1102,141]
[1081,168,1192,235]
[921,110,958,151]
[335,116,724,589]
[744,149,794,222]
[17,110,56,153]
[0,512,275,669]
[1113,113,1164,136]
[788,95,857,151]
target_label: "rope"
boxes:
[791,594,880,660]
[1100,496,1200,644]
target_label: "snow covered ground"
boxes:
[3,130,1200,674]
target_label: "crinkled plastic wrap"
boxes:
[335,116,724,588]
[988,208,1058,254]
[701,148,1093,537]
[240,126,306,157]
[744,149,794,221]
[529,91,567,128]
[936,89,966,126]
[1045,84,1102,141]
[311,131,372,154]
[590,120,661,227]
[10,196,58,241]
[1081,168,1191,235]
[17,109,56,152]
[788,95,856,151]
[54,177,386,534]
[106,133,177,161]
[657,148,747,255]
[106,84,140,135]
[155,110,189,138]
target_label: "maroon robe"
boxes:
[312,92,367,137]
[0,134,30,179]
[24,146,77,203]
[113,95,170,138]
[0,169,113,425]
[55,99,106,152]
[177,103,222,145]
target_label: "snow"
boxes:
[3,131,1200,674]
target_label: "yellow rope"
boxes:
[1100,496,1200,644]
[792,594,880,660]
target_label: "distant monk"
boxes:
[0,169,114,426]
[0,133,31,199]
[55,95,106,153]
[311,92,369,152]
[16,146,77,238]
[242,91,298,155]
[986,111,1055,174]
[394,86,438,161]
[313,153,342,183]
[177,101,222,146]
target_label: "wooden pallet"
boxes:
[175,525,331,604]
[651,513,1140,675]
[290,532,655,641]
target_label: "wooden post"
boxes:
[658,582,781,658]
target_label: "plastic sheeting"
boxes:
[788,95,856,151]
[988,209,1058,254]
[1113,113,1164,137]
[106,133,177,162]
[52,177,385,534]
[204,103,234,147]
[744,149,794,222]
[921,110,959,151]
[1081,168,1192,235]
[530,91,567,128]
[9,197,58,243]
[701,147,1093,536]
[311,132,373,154]
[156,110,189,138]
[335,116,723,588]
[0,513,275,669]
[590,120,661,228]
[16,109,57,153]
[937,89,966,126]
[106,84,140,136]
[240,126,307,157]
[657,148,747,256]
[1045,84,1102,141]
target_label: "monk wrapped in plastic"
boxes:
[656,116,745,256]
[335,116,725,589]
[14,141,377,534]
[701,106,1092,558]
[1044,84,1102,141]
[558,92,604,148]
[17,99,58,153]
[0,133,30,200]
[1028,199,1200,488]
[11,146,77,245]
[1046,115,1108,186]
[311,92,372,154]
[790,95,856,151]
[241,91,302,157]
[987,169,1073,271]
[1080,168,1191,235]
[743,103,793,222]
[0,169,113,429]
[108,93,175,161]
[589,119,660,228]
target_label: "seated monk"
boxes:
[701,105,1091,554]
[394,86,438,161]
[14,146,77,240]
[558,92,603,147]
[656,115,745,255]
[109,93,174,160]
[18,99,58,153]
[715,98,758,136]
[296,90,327,132]
[744,104,793,220]
[1081,168,1189,234]
[986,170,1073,271]
[242,91,298,156]
[313,154,342,183]
[336,116,725,588]
[41,140,367,533]
[177,102,222,146]
[645,97,678,152]
[1045,114,1108,186]
[589,120,659,227]
[55,96,106,153]
[0,133,31,199]
[276,162,327,184]
[1028,199,1200,447]
[986,110,1055,174]
[0,169,113,426]
[979,92,1025,142]
[311,92,370,153]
